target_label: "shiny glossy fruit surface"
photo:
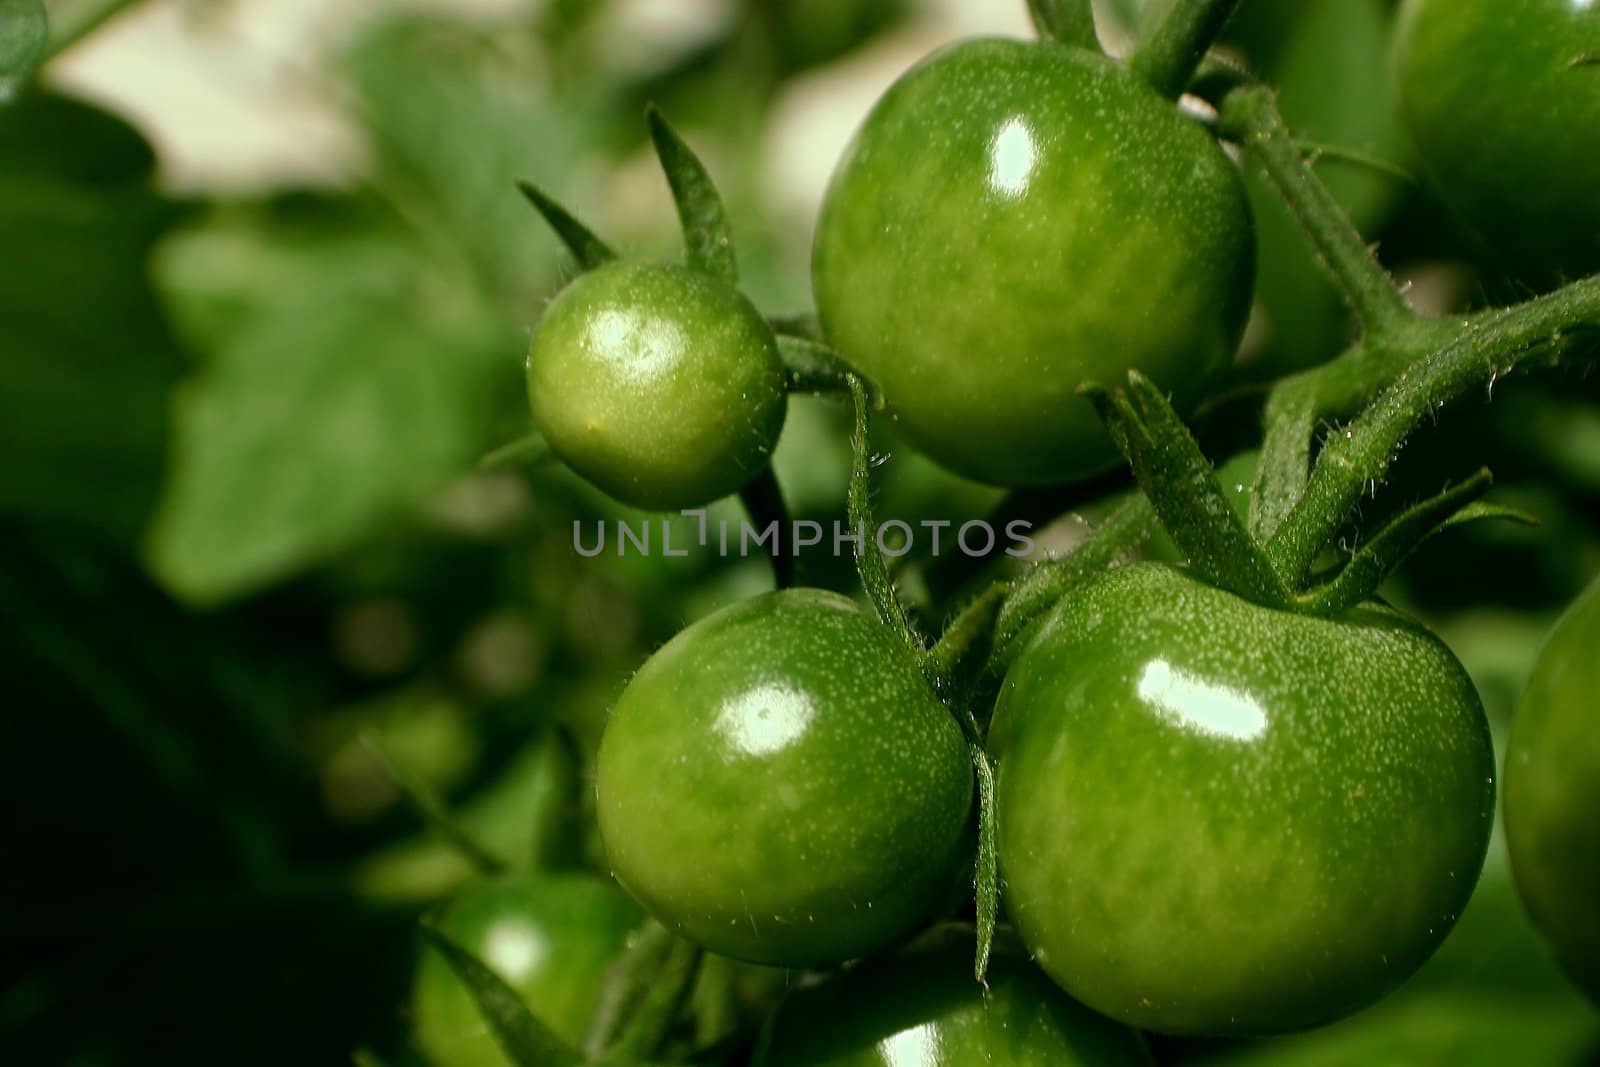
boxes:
[988,563,1496,1035]
[527,260,787,510]
[1506,577,1600,1004]
[412,873,642,1066]
[813,37,1254,487]
[1395,0,1600,288]
[753,926,1152,1066]
[596,588,973,967]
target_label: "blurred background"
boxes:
[3,0,1598,1063]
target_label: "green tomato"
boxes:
[1505,577,1600,1004]
[596,588,973,967]
[752,926,1152,1066]
[527,261,787,510]
[1394,0,1600,289]
[412,873,642,1066]
[988,563,1495,1035]
[812,38,1254,488]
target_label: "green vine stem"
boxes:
[479,432,553,471]
[1215,85,1414,341]
[1130,0,1245,99]
[923,584,1007,702]
[777,335,854,395]
[921,467,1130,603]
[738,467,794,589]
[1026,0,1099,51]
[991,493,1154,668]
[1247,321,1459,539]
[1267,274,1600,585]
[603,936,704,1062]
[360,735,508,878]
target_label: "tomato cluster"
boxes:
[406,1,1600,1063]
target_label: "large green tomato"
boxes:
[988,563,1495,1035]
[752,926,1152,1066]
[812,38,1254,487]
[1506,577,1600,1004]
[527,261,787,510]
[596,588,973,967]
[412,873,642,1066]
[1394,0,1600,289]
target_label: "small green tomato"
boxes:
[411,873,642,1066]
[527,261,787,510]
[596,588,973,967]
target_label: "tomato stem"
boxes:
[777,335,854,395]
[1025,0,1100,52]
[604,935,704,1061]
[1129,0,1244,99]
[1248,319,1458,540]
[1267,274,1600,587]
[479,431,553,471]
[360,734,509,878]
[738,466,794,589]
[991,493,1154,669]
[924,584,1006,699]
[1216,85,1414,342]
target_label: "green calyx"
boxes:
[1084,370,1532,616]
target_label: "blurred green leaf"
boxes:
[341,13,599,306]
[1199,990,1598,1066]
[0,0,48,86]
[0,92,182,544]
[145,204,514,604]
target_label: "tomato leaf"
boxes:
[0,92,182,546]
[515,180,617,271]
[145,209,514,605]
[0,0,48,82]
[1026,0,1099,50]
[848,374,923,655]
[1296,470,1516,613]
[646,105,738,286]
[1086,373,1291,606]
[417,924,584,1067]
